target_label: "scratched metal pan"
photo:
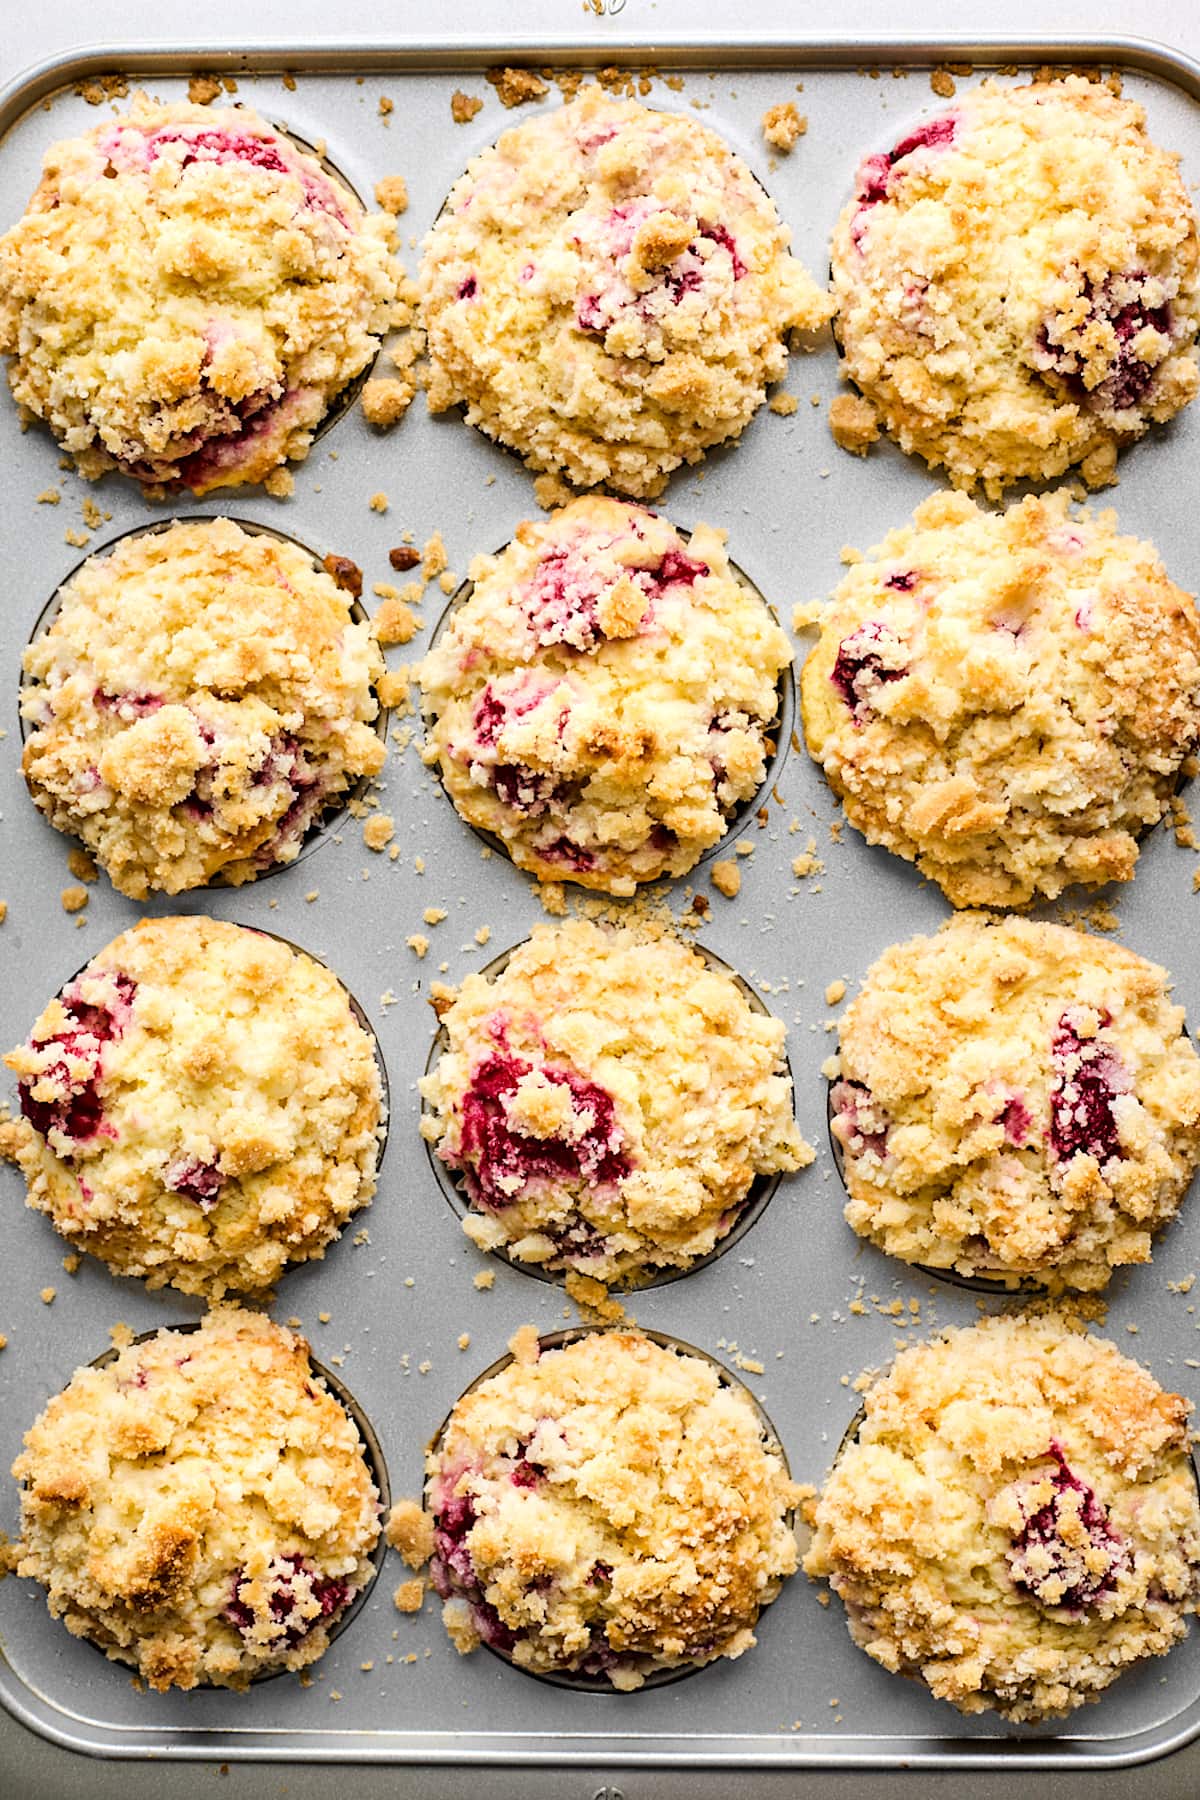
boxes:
[2,32,1200,1776]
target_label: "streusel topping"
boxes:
[830,78,1200,494]
[801,489,1200,908]
[21,518,386,897]
[427,1328,799,1687]
[0,96,400,492]
[804,1315,1200,1720]
[421,919,810,1286]
[12,1307,381,1691]
[420,85,833,497]
[2,917,382,1297]
[419,496,790,892]
[830,915,1200,1288]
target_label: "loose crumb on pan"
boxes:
[769,391,799,415]
[508,1322,542,1363]
[931,68,957,97]
[385,1500,434,1569]
[486,66,549,108]
[473,1269,495,1290]
[0,903,7,925]
[66,848,98,883]
[828,392,882,455]
[40,1287,55,1304]
[406,933,429,958]
[363,814,395,851]
[60,885,88,914]
[361,377,415,428]
[374,176,409,215]
[322,553,363,598]
[187,75,223,105]
[762,101,807,151]
[451,91,484,124]
[711,860,741,898]
[369,492,389,513]
[393,1579,425,1613]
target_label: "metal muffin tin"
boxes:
[3,32,1200,1775]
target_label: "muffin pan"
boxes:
[3,33,1200,1774]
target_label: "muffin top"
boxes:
[420,85,833,497]
[801,489,1200,908]
[0,96,400,493]
[11,1307,381,1692]
[1,916,382,1298]
[421,919,809,1288]
[426,1327,799,1688]
[830,77,1200,495]
[830,914,1200,1288]
[418,496,790,893]
[21,518,386,898]
[804,1314,1200,1721]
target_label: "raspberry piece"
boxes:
[1006,1442,1129,1611]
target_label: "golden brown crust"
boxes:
[802,490,1200,908]
[12,1308,380,1691]
[805,1315,1200,1720]
[427,1329,798,1687]
[3,916,382,1298]
[830,915,1200,1287]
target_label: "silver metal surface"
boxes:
[2,34,1200,1775]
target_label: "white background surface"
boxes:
[4,1,1200,1795]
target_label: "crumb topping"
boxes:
[20,519,385,898]
[3,916,382,1297]
[805,1315,1200,1720]
[427,1329,798,1687]
[802,489,1200,908]
[831,915,1200,1287]
[420,86,833,498]
[421,919,809,1286]
[418,496,789,893]
[12,1307,380,1691]
[830,78,1200,494]
[0,96,401,494]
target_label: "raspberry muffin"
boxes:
[20,519,386,898]
[829,915,1200,1289]
[1,917,383,1297]
[0,96,400,493]
[831,77,1200,495]
[418,497,790,892]
[421,920,809,1286]
[801,489,1200,908]
[11,1308,382,1691]
[804,1314,1200,1721]
[425,1327,799,1688]
[420,85,833,497]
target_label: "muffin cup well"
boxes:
[423,935,793,1292]
[18,516,390,888]
[420,529,792,885]
[26,1319,396,1686]
[425,1323,795,1694]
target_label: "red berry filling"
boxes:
[883,569,919,592]
[830,1079,890,1162]
[1049,1009,1129,1167]
[1006,1441,1129,1612]
[449,1050,629,1208]
[18,971,136,1148]
[1035,271,1172,413]
[851,115,958,247]
[164,1157,225,1210]
[225,1552,352,1647]
[999,1095,1034,1148]
[831,623,907,721]
[93,688,164,719]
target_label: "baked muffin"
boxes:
[11,1307,382,1691]
[1,917,383,1297]
[418,496,790,892]
[830,77,1200,495]
[425,1326,799,1688]
[421,919,809,1287]
[420,85,833,497]
[829,914,1200,1288]
[20,518,386,898]
[0,96,400,493]
[804,1314,1200,1721]
[801,489,1200,908]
